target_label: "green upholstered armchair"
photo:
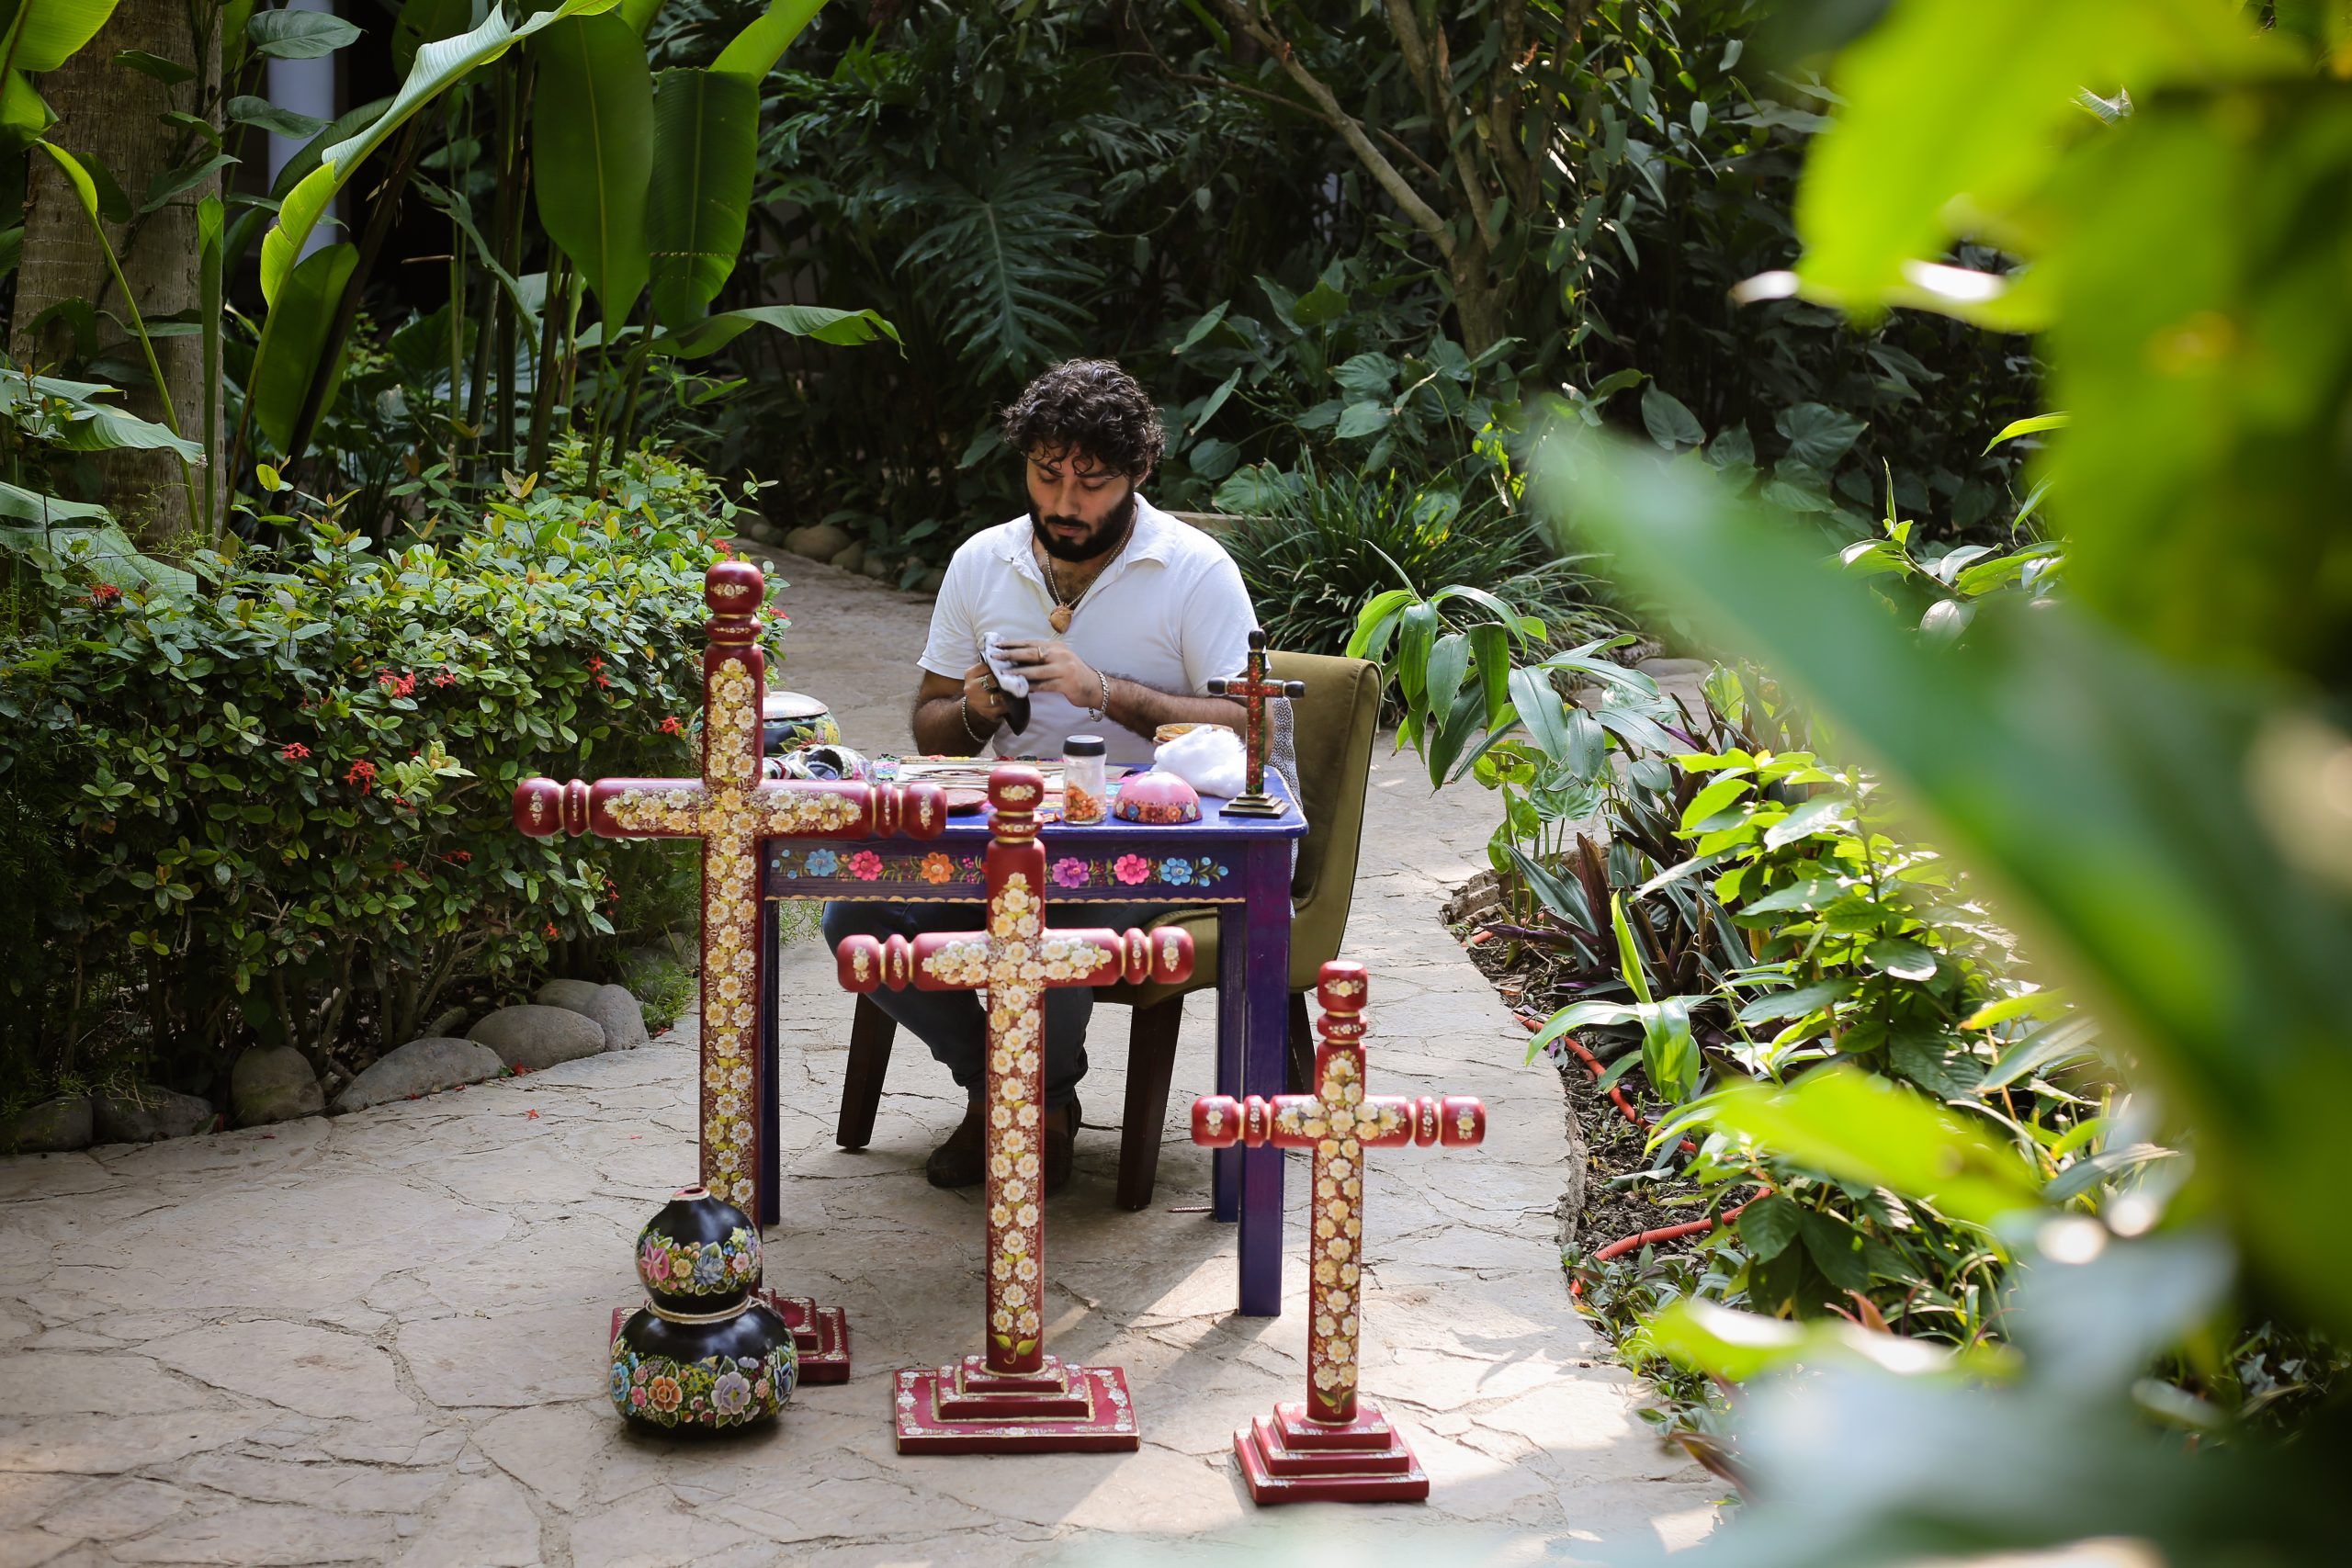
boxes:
[831,649,1385,1211]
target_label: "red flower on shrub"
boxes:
[85,582,122,607]
[443,850,472,864]
[431,671,459,688]
[542,922,560,940]
[714,540,733,558]
[279,742,311,761]
[377,669,417,697]
[595,672,613,689]
[345,759,378,794]
[658,716,684,736]
[586,655,605,673]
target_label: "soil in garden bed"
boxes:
[1451,902,1709,1270]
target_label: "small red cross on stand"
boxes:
[514,560,946,1382]
[835,764,1193,1453]
[1193,959,1485,1503]
[1205,627,1305,818]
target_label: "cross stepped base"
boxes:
[761,1290,852,1383]
[892,1355,1138,1453]
[1233,1400,1429,1504]
[1216,790,1289,818]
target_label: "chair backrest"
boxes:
[1272,649,1381,971]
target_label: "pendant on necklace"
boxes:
[1048,605,1074,634]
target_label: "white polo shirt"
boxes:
[919,497,1258,766]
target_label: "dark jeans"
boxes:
[820,898,1157,1111]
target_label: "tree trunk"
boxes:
[11,0,221,548]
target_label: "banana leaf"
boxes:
[532,13,652,316]
[261,0,621,304]
[248,242,358,451]
[579,303,899,358]
[645,67,755,330]
[709,0,825,82]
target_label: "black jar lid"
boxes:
[1064,734,1105,758]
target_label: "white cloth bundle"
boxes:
[1152,725,1247,797]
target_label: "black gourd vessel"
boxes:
[610,1186,797,1431]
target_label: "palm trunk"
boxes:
[10,0,222,547]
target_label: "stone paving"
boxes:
[0,553,1721,1564]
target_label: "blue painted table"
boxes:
[755,770,1307,1317]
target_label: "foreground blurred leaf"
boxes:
[2040,85,2352,679]
[1539,429,2352,1335]
[1793,0,2285,299]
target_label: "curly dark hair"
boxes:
[999,359,1166,478]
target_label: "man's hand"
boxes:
[998,641,1102,705]
[962,661,1011,724]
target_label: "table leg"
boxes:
[758,898,781,1228]
[1238,843,1291,1317]
[1215,904,1246,1224]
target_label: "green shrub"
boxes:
[0,446,767,1103]
[1225,455,1621,660]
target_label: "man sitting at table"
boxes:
[822,357,1283,1195]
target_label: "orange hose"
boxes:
[1510,1006,1758,1293]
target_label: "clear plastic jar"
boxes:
[1063,734,1108,824]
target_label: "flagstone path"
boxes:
[0,552,1721,1565]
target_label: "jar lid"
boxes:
[1064,734,1105,758]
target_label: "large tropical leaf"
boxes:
[222,92,390,276]
[531,13,653,316]
[1,514,197,592]
[650,303,898,359]
[0,480,107,523]
[1536,426,2352,1339]
[248,242,359,450]
[882,152,1102,378]
[0,0,121,75]
[644,68,756,331]
[260,0,621,303]
[709,0,824,82]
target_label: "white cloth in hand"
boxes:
[980,631,1031,699]
[1153,726,1248,797]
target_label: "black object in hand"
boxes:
[988,682,1031,736]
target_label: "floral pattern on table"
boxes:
[768,845,1233,893]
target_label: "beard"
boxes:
[1030,485,1138,562]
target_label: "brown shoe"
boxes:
[1043,1098,1080,1195]
[925,1100,987,1189]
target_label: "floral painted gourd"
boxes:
[610,1186,797,1431]
[1111,771,1203,825]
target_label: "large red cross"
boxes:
[836,764,1192,1452]
[1193,959,1485,1502]
[514,560,944,1213]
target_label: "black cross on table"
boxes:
[1206,628,1304,819]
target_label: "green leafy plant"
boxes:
[1219,453,1615,659]
[0,442,753,1104]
